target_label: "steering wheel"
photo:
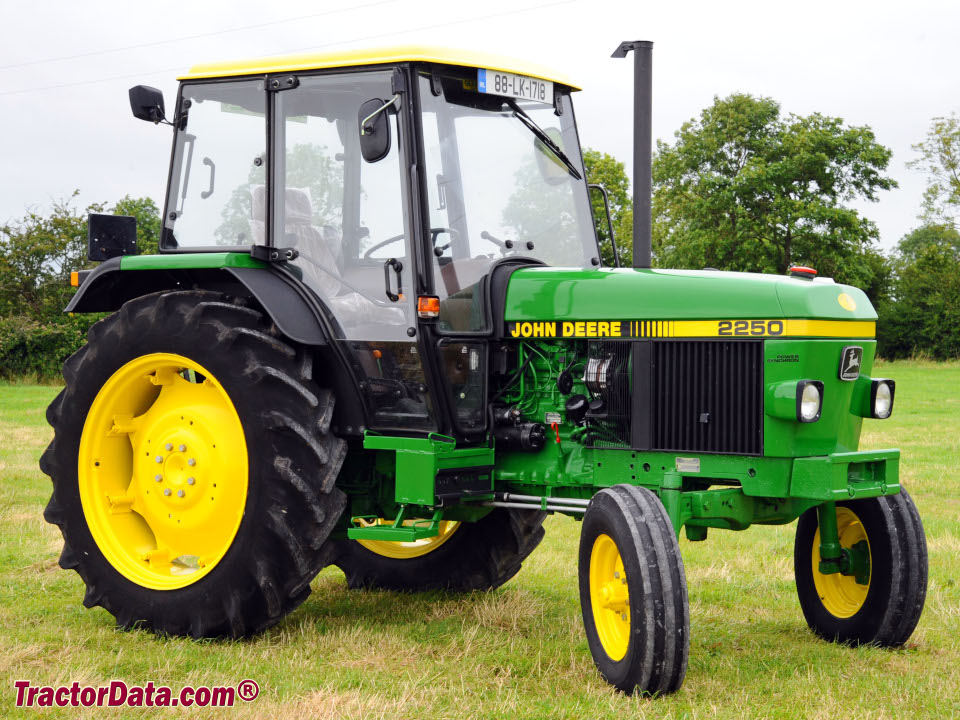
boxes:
[363,232,407,260]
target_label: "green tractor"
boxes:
[42,41,927,695]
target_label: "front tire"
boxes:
[578,485,689,695]
[794,489,928,646]
[40,290,347,637]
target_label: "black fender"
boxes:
[66,259,330,346]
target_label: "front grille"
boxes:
[652,340,763,455]
[583,339,764,456]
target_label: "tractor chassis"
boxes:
[345,434,898,581]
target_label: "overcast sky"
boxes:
[1,0,957,252]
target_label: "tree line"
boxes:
[1,95,958,380]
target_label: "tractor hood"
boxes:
[501,267,876,340]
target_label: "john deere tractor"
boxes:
[42,41,927,695]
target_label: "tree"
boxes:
[583,148,633,266]
[894,223,960,265]
[908,113,960,226]
[652,94,896,299]
[0,192,100,318]
[0,193,161,319]
[877,227,960,359]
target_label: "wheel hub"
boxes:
[136,418,214,520]
[812,506,872,618]
[589,533,631,661]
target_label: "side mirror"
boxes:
[129,85,166,124]
[358,98,393,163]
[88,214,137,261]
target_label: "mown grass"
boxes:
[1,361,958,719]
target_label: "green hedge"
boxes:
[0,315,101,381]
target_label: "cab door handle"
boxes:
[383,258,403,302]
[199,157,216,199]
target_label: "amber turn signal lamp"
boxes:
[418,296,440,319]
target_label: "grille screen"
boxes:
[651,340,763,455]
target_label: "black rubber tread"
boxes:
[40,290,347,638]
[331,508,547,592]
[793,488,928,647]
[577,485,689,695]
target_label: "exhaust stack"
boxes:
[612,40,653,269]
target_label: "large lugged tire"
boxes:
[40,290,347,638]
[578,485,689,695]
[794,489,927,646]
[331,509,546,591]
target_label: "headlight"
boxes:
[797,380,824,423]
[871,379,895,419]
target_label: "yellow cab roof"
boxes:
[178,44,579,90]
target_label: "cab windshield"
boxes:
[418,68,597,332]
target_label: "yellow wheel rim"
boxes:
[811,507,871,618]
[589,533,630,661]
[356,519,460,559]
[78,353,248,590]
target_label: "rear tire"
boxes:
[332,509,546,591]
[794,489,928,646]
[40,290,347,638]
[578,485,689,695]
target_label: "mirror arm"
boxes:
[588,183,620,267]
[360,94,400,135]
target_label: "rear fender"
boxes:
[67,259,329,346]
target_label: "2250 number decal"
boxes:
[717,320,784,337]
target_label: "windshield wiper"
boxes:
[507,99,582,180]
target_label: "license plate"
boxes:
[477,69,553,104]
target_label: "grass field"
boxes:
[1,360,958,719]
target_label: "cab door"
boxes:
[272,70,435,431]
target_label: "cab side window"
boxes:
[163,80,266,249]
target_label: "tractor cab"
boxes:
[160,47,596,437]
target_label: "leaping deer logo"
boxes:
[844,350,861,376]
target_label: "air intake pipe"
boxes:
[612,40,653,269]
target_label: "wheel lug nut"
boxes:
[155,474,162,482]
[165,443,173,451]
[179,444,187,452]
[155,456,163,464]
[187,477,195,485]
[188,458,196,466]
[163,488,172,496]
[177,489,185,498]
[621,613,627,621]
[614,572,619,578]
